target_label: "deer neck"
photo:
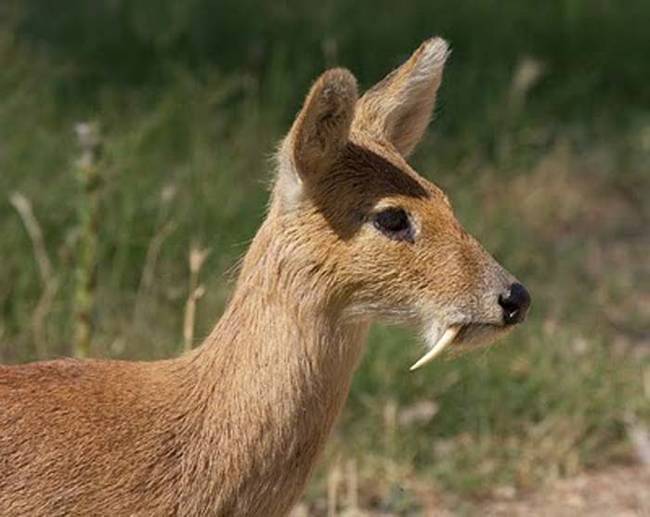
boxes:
[175,217,369,512]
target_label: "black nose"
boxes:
[498,283,531,325]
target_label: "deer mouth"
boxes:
[410,322,509,370]
[455,322,510,350]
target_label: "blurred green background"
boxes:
[1,0,649,514]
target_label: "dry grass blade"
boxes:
[9,192,54,284]
[133,220,178,325]
[139,221,177,294]
[9,192,59,356]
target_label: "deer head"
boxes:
[270,38,530,368]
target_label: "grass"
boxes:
[1,13,649,514]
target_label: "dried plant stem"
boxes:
[327,460,341,517]
[183,244,209,351]
[9,192,59,357]
[344,458,359,513]
[73,122,102,358]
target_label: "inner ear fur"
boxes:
[354,37,449,157]
[290,68,358,180]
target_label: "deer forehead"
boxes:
[304,135,456,226]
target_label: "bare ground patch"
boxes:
[458,465,650,517]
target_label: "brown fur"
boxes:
[0,38,525,516]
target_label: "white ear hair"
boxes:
[275,68,358,208]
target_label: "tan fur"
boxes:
[0,38,526,516]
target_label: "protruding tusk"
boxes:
[409,326,461,371]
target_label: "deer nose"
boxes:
[498,283,531,325]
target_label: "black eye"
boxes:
[373,208,414,241]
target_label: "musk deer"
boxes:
[0,37,530,516]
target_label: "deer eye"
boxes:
[373,207,414,242]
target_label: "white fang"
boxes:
[410,326,460,371]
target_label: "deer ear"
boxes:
[354,38,449,158]
[285,68,358,182]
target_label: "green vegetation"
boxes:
[1,1,648,512]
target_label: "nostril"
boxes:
[498,282,531,325]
